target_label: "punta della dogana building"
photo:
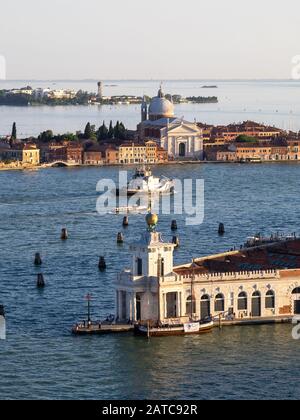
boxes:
[115,216,300,325]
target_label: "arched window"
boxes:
[200,295,210,320]
[252,291,261,317]
[265,290,275,309]
[186,295,196,316]
[238,292,248,310]
[292,287,300,295]
[215,293,225,312]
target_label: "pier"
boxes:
[72,322,134,335]
[72,316,293,336]
[218,315,292,328]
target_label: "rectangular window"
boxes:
[137,258,143,276]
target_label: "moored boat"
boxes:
[135,319,214,337]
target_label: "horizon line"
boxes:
[1,78,298,83]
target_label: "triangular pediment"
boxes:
[167,122,201,135]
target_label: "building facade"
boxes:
[118,143,147,165]
[83,144,103,165]
[215,141,300,162]
[116,216,300,324]
[138,88,203,160]
[1,143,40,166]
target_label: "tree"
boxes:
[114,121,120,138]
[84,122,95,139]
[236,135,259,144]
[108,121,114,139]
[97,121,109,141]
[118,122,127,140]
[11,122,17,140]
[38,130,54,143]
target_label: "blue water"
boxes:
[0,79,300,137]
[0,164,300,400]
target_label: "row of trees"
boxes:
[84,121,127,141]
[8,120,128,144]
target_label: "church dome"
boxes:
[148,88,175,120]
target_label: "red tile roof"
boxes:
[174,239,300,275]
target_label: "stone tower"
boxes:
[115,213,176,323]
[97,81,103,99]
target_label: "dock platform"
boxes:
[72,322,134,335]
[216,315,292,327]
[72,316,294,336]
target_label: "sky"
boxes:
[0,0,299,80]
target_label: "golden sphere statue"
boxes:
[146,213,159,228]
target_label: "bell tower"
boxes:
[116,212,176,323]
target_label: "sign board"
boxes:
[184,322,199,333]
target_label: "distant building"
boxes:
[65,143,83,165]
[138,87,203,160]
[43,142,83,165]
[1,143,40,166]
[212,121,283,143]
[11,86,34,96]
[118,141,169,165]
[105,147,119,165]
[46,90,76,100]
[33,88,51,100]
[119,143,147,165]
[97,82,103,99]
[213,139,300,162]
[287,139,300,160]
[83,144,103,165]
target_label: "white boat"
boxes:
[135,320,214,337]
[119,167,175,196]
[110,205,148,215]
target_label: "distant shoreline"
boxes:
[1,160,300,172]
[1,78,297,82]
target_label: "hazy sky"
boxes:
[1,0,299,80]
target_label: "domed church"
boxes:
[138,87,203,160]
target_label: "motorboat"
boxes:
[134,319,214,337]
[118,167,175,196]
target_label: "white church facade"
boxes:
[138,88,203,160]
[115,214,300,325]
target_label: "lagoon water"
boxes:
[0,79,300,137]
[0,163,300,400]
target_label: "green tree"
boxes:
[118,122,126,140]
[97,121,109,141]
[84,122,95,139]
[11,122,17,140]
[108,120,114,139]
[236,135,259,143]
[38,130,54,143]
[114,121,120,138]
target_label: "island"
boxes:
[0,83,218,106]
